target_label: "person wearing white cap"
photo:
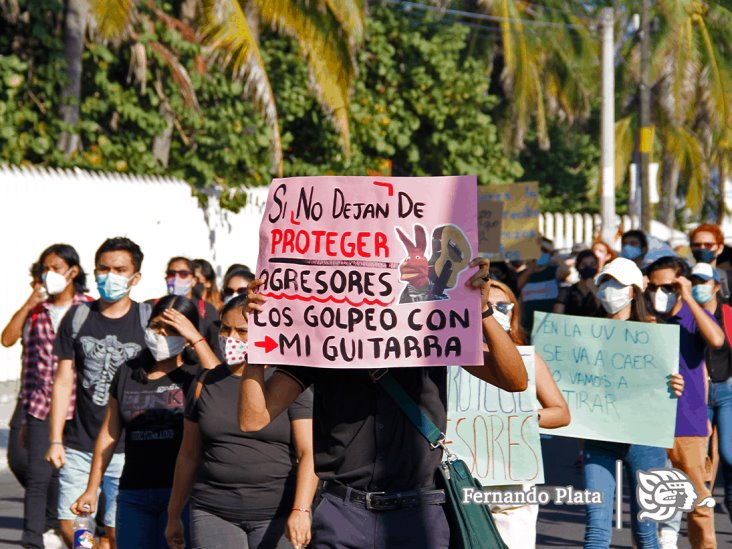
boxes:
[690,263,732,525]
[645,255,726,549]
[581,258,685,549]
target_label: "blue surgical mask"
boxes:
[692,284,714,305]
[537,252,551,267]
[96,272,134,303]
[620,245,643,260]
[692,249,716,264]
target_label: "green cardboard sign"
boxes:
[532,312,679,448]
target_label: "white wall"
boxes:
[0,165,269,382]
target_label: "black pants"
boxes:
[311,491,450,549]
[7,399,28,487]
[22,414,60,549]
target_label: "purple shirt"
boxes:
[669,302,714,437]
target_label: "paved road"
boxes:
[0,435,730,547]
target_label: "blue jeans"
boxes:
[583,441,666,549]
[709,377,732,503]
[116,488,189,549]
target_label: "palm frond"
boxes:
[324,0,365,45]
[255,0,358,158]
[149,41,200,110]
[89,0,136,40]
[202,0,282,175]
[615,116,635,190]
[663,124,706,213]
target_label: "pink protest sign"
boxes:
[249,175,482,368]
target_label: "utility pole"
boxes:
[600,8,616,244]
[639,0,652,233]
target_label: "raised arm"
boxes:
[1,285,45,347]
[534,352,570,428]
[70,398,123,515]
[678,276,725,349]
[462,260,528,392]
[239,366,304,431]
[162,308,219,369]
[166,419,202,549]
[286,418,319,549]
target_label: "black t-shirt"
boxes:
[186,365,313,521]
[276,366,447,493]
[111,363,195,490]
[555,283,602,318]
[707,303,731,383]
[53,301,149,453]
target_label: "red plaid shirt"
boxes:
[21,294,92,420]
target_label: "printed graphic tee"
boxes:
[54,301,149,453]
[111,363,195,490]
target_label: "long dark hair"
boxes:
[192,258,222,309]
[38,244,88,293]
[133,295,200,383]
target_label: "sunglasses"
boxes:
[223,286,248,298]
[166,269,192,278]
[489,301,514,315]
[647,283,678,293]
[690,242,716,250]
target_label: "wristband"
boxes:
[482,302,494,319]
[191,338,205,347]
[292,507,310,514]
[50,441,64,446]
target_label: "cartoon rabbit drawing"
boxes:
[395,224,432,303]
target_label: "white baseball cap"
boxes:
[594,257,644,290]
[690,263,720,282]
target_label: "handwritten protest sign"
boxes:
[532,312,679,448]
[446,347,544,486]
[250,176,482,368]
[478,200,503,256]
[479,182,540,260]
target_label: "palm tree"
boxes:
[613,0,732,226]
[90,0,365,176]
[471,0,597,152]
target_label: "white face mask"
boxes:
[652,288,677,315]
[493,309,512,333]
[44,270,71,296]
[144,329,186,362]
[597,280,632,315]
[218,335,248,366]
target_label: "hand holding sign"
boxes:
[250,176,481,368]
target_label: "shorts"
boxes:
[57,447,124,527]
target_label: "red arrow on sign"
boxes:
[254,336,279,354]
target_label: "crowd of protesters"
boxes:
[3,222,732,549]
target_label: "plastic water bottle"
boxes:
[73,510,95,549]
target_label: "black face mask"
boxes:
[192,282,205,299]
[578,266,598,280]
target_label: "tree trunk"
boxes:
[180,0,198,24]
[659,151,681,228]
[152,105,174,168]
[56,0,88,158]
[717,159,727,225]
